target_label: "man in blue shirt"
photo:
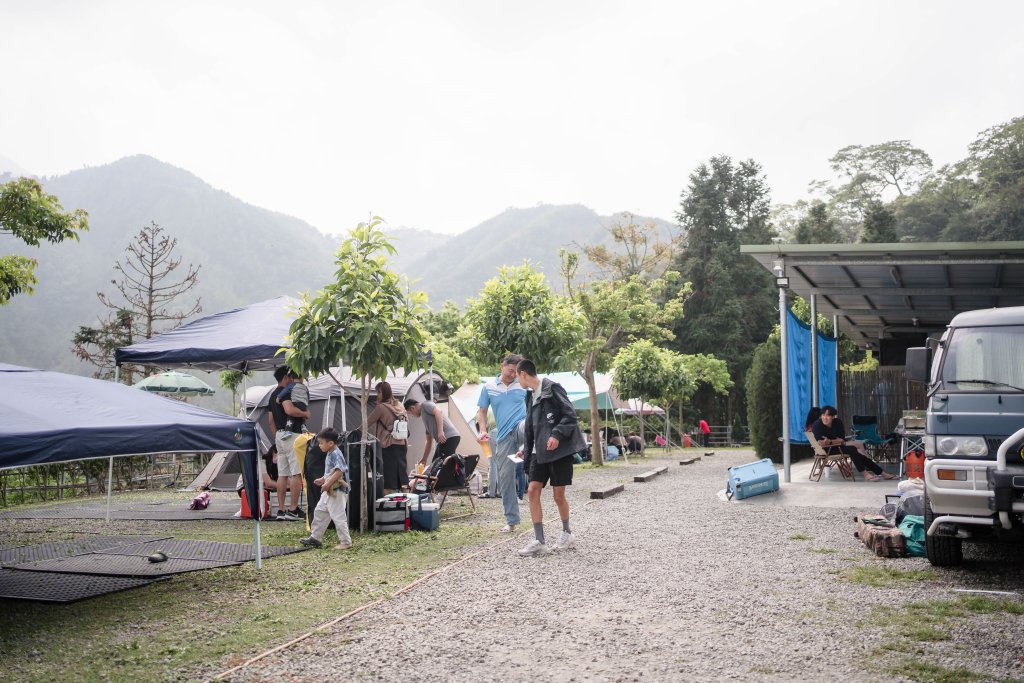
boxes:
[476,354,527,532]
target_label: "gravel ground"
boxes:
[215,451,1017,681]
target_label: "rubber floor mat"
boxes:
[12,554,242,577]
[94,538,307,562]
[0,535,171,567]
[0,569,167,603]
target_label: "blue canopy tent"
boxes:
[114,295,298,372]
[0,363,265,567]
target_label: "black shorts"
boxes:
[529,454,574,487]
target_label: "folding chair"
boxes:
[410,454,480,512]
[851,415,897,463]
[805,431,855,481]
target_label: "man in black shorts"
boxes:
[515,358,587,557]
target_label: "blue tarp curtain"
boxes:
[0,363,259,508]
[786,308,837,443]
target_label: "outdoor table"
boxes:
[893,426,925,478]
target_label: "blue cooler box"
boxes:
[726,458,779,500]
[409,494,440,531]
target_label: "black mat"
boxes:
[13,554,242,577]
[0,569,167,603]
[0,535,170,567]
[94,538,307,562]
[0,498,244,521]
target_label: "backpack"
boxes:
[391,415,409,440]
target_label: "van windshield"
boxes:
[939,325,1024,392]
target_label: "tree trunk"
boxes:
[583,354,603,466]
[359,376,370,533]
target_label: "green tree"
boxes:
[220,370,249,415]
[669,155,778,427]
[860,201,898,243]
[561,217,688,464]
[422,334,477,388]
[656,351,732,446]
[421,300,463,339]
[459,263,581,371]
[793,201,841,244]
[612,340,673,445]
[746,335,782,462]
[285,217,426,531]
[72,222,201,382]
[0,177,89,304]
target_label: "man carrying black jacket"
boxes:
[515,358,587,557]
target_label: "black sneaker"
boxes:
[299,536,322,548]
[286,508,303,521]
[275,510,288,521]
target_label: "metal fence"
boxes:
[837,367,927,434]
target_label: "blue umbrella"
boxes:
[133,370,215,396]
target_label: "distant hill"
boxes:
[403,204,678,306]
[0,155,677,400]
[0,155,337,377]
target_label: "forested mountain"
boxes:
[402,204,677,306]
[0,155,672,382]
[0,155,338,374]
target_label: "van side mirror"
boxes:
[905,347,932,383]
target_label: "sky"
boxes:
[3,1,1023,235]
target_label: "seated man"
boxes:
[811,406,896,482]
[626,431,644,454]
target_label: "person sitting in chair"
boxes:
[811,406,896,482]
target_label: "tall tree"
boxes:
[220,370,249,415]
[612,340,673,444]
[560,217,688,465]
[285,217,426,532]
[860,201,898,243]
[72,222,200,382]
[793,201,840,244]
[0,177,89,304]
[459,263,581,372]
[669,155,777,426]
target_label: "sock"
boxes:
[533,523,545,544]
[562,518,570,534]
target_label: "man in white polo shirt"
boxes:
[476,354,527,533]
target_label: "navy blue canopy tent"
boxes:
[114,296,298,371]
[0,363,265,564]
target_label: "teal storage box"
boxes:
[409,495,440,531]
[726,458,779,500]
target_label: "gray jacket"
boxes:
[524,378,587,465]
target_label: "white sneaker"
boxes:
[500,524,516,533]
[555,531,575,550]
[518,539,550,557]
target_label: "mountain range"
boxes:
[1,155,676,382]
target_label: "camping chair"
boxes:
[851,415,897,463]
[410,454,480,513]
[805,431,855,482]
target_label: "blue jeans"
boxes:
[492,430,521,526]
[516,460,527,499]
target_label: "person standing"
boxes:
[274,369,310,521]
[476,354,527,532]
[367,381,409,494]
[699,418,711,448]
[300,428,353,550]
[267,367,297,520]
[516,358,586,556]
[403,398,461,468]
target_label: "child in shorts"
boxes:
[300,428,353,550]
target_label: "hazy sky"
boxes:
[3,1,1023,235]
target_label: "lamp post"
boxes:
[773,259,791,483]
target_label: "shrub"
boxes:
[747,337,782,462]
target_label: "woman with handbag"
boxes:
[367,381,410,493]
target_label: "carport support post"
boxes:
[777,274,791,483]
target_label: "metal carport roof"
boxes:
[740,241,1024,347]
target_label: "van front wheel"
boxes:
[924,487,963,567]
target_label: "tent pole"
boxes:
[810,293,819,409]
[254,518,262,570]
[105,456,114,522]
[114,365,120,384]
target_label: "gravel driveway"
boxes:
[219,449,1024,683]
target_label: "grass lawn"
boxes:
[0,496,494,683]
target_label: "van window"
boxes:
[940,325,1024,391]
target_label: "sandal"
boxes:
[864,473,882,482]
[881,472,898,480]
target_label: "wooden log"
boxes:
[679,457,700,465]
[590,484,625,499]
[634,466,668,482]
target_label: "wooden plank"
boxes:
[590,484,625,499]
[679,457,700,465]
[704,451,715,457]
[634,466,668,482]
